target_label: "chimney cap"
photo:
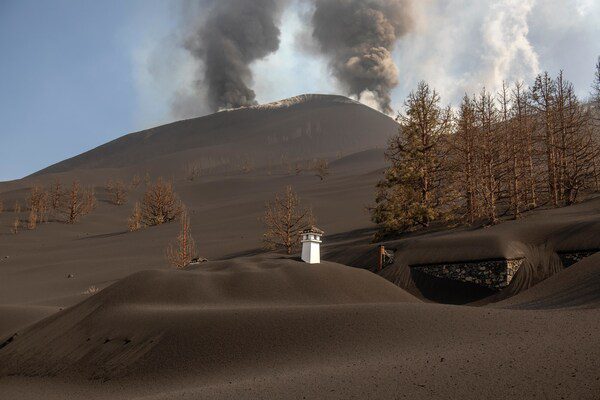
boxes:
[301,226,324,235]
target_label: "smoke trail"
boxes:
[310,0,413,113]
[181,0,286,112]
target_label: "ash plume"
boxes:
[310,0,413,113]
[181,0,286,112]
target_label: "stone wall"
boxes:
[410,258,525,291]
[558,251,598,268]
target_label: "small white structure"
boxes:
[301,226,324,264]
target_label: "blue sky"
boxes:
[1,0,599,181]
[0,1,144,180]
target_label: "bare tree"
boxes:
[140,178,182,226]
[128,202,143,232]
[452,94,480,223]
[592,56,600,106]
[106,179,127,205]
[63,181,96,224]
[11,217,20,234]
[28,185,49,223]
[512,81,538,209]
[48,178,63,213]
[312,159,330,181]
[553,81,598,204]
[131,174,141,189]
[185,161,202,181]
[166,210,197,269]
[14,201,21,214]
[27,209,37,230]
[474,88,505,224]
[498,82,526,219]
[263,186,314,254]
[531,72,559,206]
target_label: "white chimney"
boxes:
[301,226,324,264]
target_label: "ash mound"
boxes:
[496,252,600,309]
[0,257,416,380]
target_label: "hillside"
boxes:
[30,94,397,181]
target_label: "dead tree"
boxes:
[184,161,202,181]
[263,186,314,254]
[127,202,143,232]
[11,217,20,234]
[474,89,505,224]
[140,178,182,226]
[27,185,49,224]
[452,94,480,223]
[48,178,63,214]
[498,82,526,219]
[312,159,330,181]
[27,209,37,230]
[531,72,559,206]
[166,210,197,269]
[131,174,141,188]
[106,179,127,205]
[512,82,538,209]
[63,181,96,224]
[554,83,598,204]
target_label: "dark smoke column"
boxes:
[310,0,413,113]
[184,0,285,111]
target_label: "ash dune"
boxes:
[1,94,600,399]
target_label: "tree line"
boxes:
[372,60,600,236]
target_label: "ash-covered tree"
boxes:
[263,186,314,254]
[372,81,453,233]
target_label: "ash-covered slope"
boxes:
[33,94,397,177]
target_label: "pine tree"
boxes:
[372,81,452,233]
